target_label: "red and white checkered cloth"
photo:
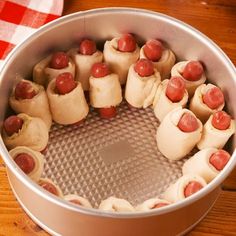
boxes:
[0,0,63,69]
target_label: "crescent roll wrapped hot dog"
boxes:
[2,114,48,152]
[9,79,52,130]
[103,34,140,85]
[98,197,135,212]
[156,107,203,160]
[38,178,63,198]
[136,198,170,211]
[125,59,161,108]
[153,76,188,122]
[171,61,206,97]
[33,52,75,87]
[47,72,89,125]
[68,39,103,91]
[140,39,176,80]
[9,146,44,182]
[64,194,92,208]
[162,174,207,203]
[190,83,225,123]
[197,111,235,149]
[182,148,231,183]
[89,62,122,119]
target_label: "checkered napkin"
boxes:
[0,0,63,69]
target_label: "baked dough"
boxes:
[125,65,161,108]
[98,197,135,212]
[190,83,225,123]
[171,61,206,97]
[153,79,188,121]
[68,48,103,90]
[9,79,52,130]
[64,194,92,208]
[38,178,63,197]
[33,54,75,87]
[89,73,122,108]
[156,107,203,160]
[197,114,235,149]
[182,148,222,183]
[9,146,45,182]
[47,79,89,125]
[140,46,176,80]
[136,197,170,211]
[2,113,49,151]
[103,37,140,85]
[162,174,207,203]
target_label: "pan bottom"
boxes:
[42,101,191,207]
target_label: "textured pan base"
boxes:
[43,101,186,208]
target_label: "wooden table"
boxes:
[0,1,236,235]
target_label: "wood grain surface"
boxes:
[0,1,236,235]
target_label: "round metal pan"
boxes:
[0,8,235,236]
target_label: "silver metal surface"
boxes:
[7,168,222,236]
[0,7,236,236]
[43,103,185,208]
